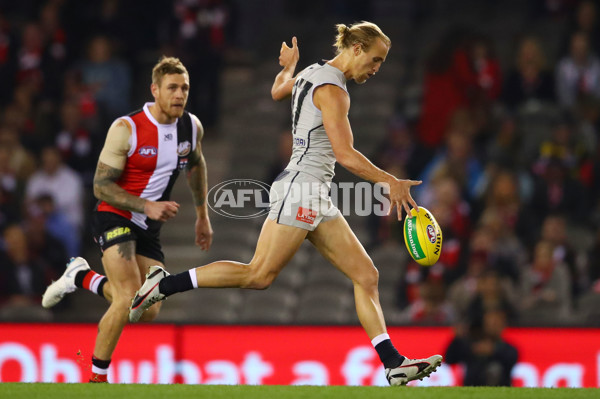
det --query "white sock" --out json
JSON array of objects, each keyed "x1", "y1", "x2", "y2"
[
  {"x1": 371, "y1": 333, "x2": 390, "y2": 347},
  {"x1": 188, "y1": 269, "x2": 198, "y2": 288},
  {"x1": 92, "y1": 365, "x2": 108, "y2": 375}
]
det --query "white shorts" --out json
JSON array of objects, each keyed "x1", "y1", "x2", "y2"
[{"x1": 268, "y1": 170, "x2": 340, "y2": 231}]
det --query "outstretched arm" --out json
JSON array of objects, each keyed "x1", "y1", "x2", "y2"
[
  {"x1": 186, "y1": 115, "x2": 213, "y2": 250},
  {"x1": 271, "y1": 36, "x2": 299, "y2": 101},
  {"x1": 315, "y1": 84, "x2": 421, "y2": 217},
  {"x1": 93, "y1": 119, "x2": 180, "y2": 222}
]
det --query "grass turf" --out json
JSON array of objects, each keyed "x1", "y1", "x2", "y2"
[{"x1": 1, "y1": 384, "x2": 597, "y2": 399}]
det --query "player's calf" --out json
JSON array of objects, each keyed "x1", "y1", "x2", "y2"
[{"x1": 137, "y1": 301, "x2": 162, "y2": 322}]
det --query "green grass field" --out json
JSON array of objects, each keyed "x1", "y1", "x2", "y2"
[{"x1": 1, "y1": 384, "x2": 597, "y2": 399}]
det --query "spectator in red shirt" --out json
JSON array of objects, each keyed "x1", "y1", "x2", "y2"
[{"x1": 418, "y1": 27, "x2": 480, "y2": 150}]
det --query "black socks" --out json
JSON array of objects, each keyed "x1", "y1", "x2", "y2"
[
  {"x1": 375, "y1": 339, "x2": 405, "y2": 369},
  {"x1": 158, "y1": 271, "x2": 194, "y2": 297}
]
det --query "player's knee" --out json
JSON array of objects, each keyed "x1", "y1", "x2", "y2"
[
  {"x1": 110, "y1": 295, "x2": 135, "y2": 318},
  {"x1": 247, "y1": 273, "x2": 276, "y2": 290},
  {"x1": 111, "y1": 284, "x2": 139, "y2": 310},
  {"x1": 355, "y1": 262, "x2": 379, "y2": 290},
  {"x1": 244, "y1": 264, "x2": 277, "y2": 290}
]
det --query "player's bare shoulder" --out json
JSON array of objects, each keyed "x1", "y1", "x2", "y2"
[
  {"x1": 190, "y1": 113, "x2": 205, "y2": 142},
  {"x1": 106, "y1": 118, "x2": 133, "y2": 148},
  {"x1": 314, "y1": 83, "x2": 350, "y2": 114},
  {"x1": 99, "y1": 118, "x2": 133, "y2": 170},
  {"x1": 115, "y1": 117, "x2": 133, "y2": 133}
]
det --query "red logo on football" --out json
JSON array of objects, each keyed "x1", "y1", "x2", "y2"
[
  {"x1": 426, "y1": 225, "x2": 436, "y2": 243},
  {"x1": 296, "y1": 207, "x2": 317, "y2": 225}
]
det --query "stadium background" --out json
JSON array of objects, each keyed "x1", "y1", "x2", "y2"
[{"x1": 0, "y1": 0, "x2": 599, "y2": 387}]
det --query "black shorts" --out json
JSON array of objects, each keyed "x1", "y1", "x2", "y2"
[{"x1": 91, "y1": 211, "x2": 164, "y2": 263}]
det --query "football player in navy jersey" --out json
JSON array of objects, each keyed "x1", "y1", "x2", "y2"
[{"x1": 131, "y1": 23, "x2": 442, "y2": 386}]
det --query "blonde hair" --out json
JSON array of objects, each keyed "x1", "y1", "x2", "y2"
[
  {"x1": 334, "y1": 21, "x2": 391, "y2": 54},
  {"x1": 152, "y1": 56, "x2": 188, "y2": 86}
]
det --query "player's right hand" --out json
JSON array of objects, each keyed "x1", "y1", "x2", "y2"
[
  {"x1": 388, "y1": 178, "x2": 421, "y2": 220},
  {"x1": 144, "y1": 200, "x2": 180, "y2": 222},
  {"x1": 279, "y1": 36, "x2": 299, "y2": 69}
]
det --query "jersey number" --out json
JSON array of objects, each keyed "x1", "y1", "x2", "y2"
[{"x1": 291, "y1": 78, "x2": 313, "y2": 135}]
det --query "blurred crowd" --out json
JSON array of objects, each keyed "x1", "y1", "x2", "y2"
[
  {"x1": 0, "y1": 0, "x2": 232, "y2": 314},
  {"x1": 0, "y1": 0, "x2": 599, "y2": 335},
  {"x1": 368, "y1": 0, "x2": 600, "y2": 337}
]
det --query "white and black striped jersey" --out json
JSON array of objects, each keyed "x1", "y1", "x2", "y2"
[
  {"x1": 284, "y1": 61, "x2": 348, "y2": 183},
  {"x1": 97, "y1": 102, "x2": 197, "y2": 231}
]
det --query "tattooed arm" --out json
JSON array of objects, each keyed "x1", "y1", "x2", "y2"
[
  {"x1": 94, "y1": 119, "x2": 180, "y2": 222},
  {"x1": 94, "y1": 161, "x2": 146, "y2": 213},
  {"x1": 187, "y1": 115, "x2": 212, "y2": 249},
  {"x1": 186, "y1": 115, "x2": 208, "y2": 214}
]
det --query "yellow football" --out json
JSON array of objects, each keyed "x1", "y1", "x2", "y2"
[{"x1": 403, "y1": 206, "x2": 443, "y2": 266}]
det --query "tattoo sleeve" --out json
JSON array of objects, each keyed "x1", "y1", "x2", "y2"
[
  {"x1": 93, "y1": 161, "x2": 146, "y2": 213},
  {"x1": 186, "y1": 152, "x2": 208, "y2": 208}
]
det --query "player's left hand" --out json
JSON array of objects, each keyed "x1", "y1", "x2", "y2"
[{"x1": 195, "y1": 216, "x2": 213, "y2": 251}]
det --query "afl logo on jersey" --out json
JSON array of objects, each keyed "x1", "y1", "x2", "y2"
[
  {"x1": 178, "y1": 141, "x2": 192, "y2": 157},
  {"x1": 138, "y1": 146, "x2": 158, "y2": 157}
]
